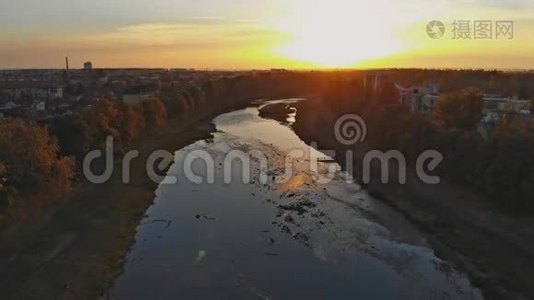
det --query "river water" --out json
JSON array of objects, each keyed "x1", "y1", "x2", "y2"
[{"x1": 110, "y1": 99, "x2": 482, "y2": 299}]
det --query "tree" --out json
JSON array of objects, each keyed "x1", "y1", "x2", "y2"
[
  {"x1": 142, "y1": 97, "x2": 167, "y2": 129},
  {"x1": 180, "y1": 90, "x2": 196, "y2": 112},
  {"x1": 47, "y1": 114, "x2": 93, "y2": 161},
  {"x1": 518, "y1": 85, "x2": 529, "y2": 100},
  {"x1": 433, "y1": 88, "x2": 484, "y2": 131},
  {"x1": 118, "y1": 104, "x2": 145, "y2": 146},
  {"x1": 476, "y1": 132, "x2": 534, "y2": 211},
  {"x1": 189, "y1": 85, "x2": 207, "y2": 109},
  {"x1": 162, "y1": 93, "x2": 189, "y2": 119},
  {"x1": 77, "y1": 99, "x2": 123, "y2": 151},
  {"x1": 0, "y1": 162, "x2": 12, "y2": 211},
  {"x1": 377, "y1": 82, "x2": 400, "y2": 104},
  {"x1": 0, "y1": 119, "x2": 74, "y2": 197},
  {"x1": 0, "y1": 163, "x2": 6, "y2": 190}
]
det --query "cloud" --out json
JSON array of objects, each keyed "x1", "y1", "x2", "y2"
[
  {"x1": 85, "y1": 20, "x2": 287, "y2": 50},
  {"x1": 0, "y1": 19, "x2": 289, "y2": 68}
]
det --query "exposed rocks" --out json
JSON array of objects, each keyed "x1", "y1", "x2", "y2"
[
  {"x1": 278, "y1": 203, "x2": 308, "y2": 215},
  {"x1": 140, "y1": 219, "x2": 172, "y2": 228},
  {"x1": 284, "y1": 215, "x2": 295, "y2": 224},
  {"x1": 292, "y1": 232, "x2": 310, "y2": 244},
  {"x1": 300, "y1": 199, "x2": 317, "y2": 208},
  {"x1": 280, "y1": 225, "x2": 291, "y2": 234},
  {"x1": 195, "y1": 214, "x2": 216, "y2": 221}
]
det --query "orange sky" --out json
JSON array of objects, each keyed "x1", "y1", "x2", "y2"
[{"x1": 1, "y1": 0, "x2": 533, "y2": 69}]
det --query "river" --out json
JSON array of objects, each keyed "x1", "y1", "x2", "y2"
[{"x1": 109, "y1": 99, "x2": 482, "y2": 299}]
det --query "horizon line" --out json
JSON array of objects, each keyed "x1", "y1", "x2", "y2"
[{"x1": 1, "y1": 67, "x2": 534, "y2": 73}]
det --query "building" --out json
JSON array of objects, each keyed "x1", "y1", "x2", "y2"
[
  {"x1": 31, "y1": 100, "x2": 46, "y2": 112},
  {"x1": 122, "y1": 94, "x2": 142, "y2": 105},
  {"x1": 0, "y1": 82, "x2": 64, "y2": 100},
  {"x1": 396, "y1": 84, "x2": 531, "y2": 117},
  {"x1": 364, "y1": 71, "x2": 390, "y2": 91},
  {"x1": 397, "y1": 83, "x2": 440, "y2": 114},
  {"x1": 122, "y1": 84, "x2": 158, "y2": 105},
  {"x1": 84, "y1": 61, "x2": 93, "y2": 70},
  {"x1": 0, "y1": 101, "x2": 18, "y2": 111},
  {"x1": 483, "y1": 96, "x2": 530, "y2": 114},
  {"x1": 420, "y1": 94, "x2": 440, "y2": 114}
]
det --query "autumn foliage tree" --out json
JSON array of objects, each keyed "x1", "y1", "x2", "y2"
[
  {"x1": 0, "y1": 162, "x2": 11, "y2": 210},
  {"x1": 433, "y1": 88, "x2": 484, "y2": 131},
  {"x1": 48, "y1": 114, "x2": 94, "y2": 162},
  {"x1": 162, "y1": 93, "x2": 189, "y2": 119},
  {"x1": 117, "y1": 103, "x2": 145, "y2": 146},
  {"x1": 142, "y1": 97, "x2": 167, "y2": 130},
  {"x1": 83, "y1": 98, "x2": 122, "y2": 143},
  {"x1": 377, "y1": 82, "x2": 400, "y2": 104},
  {"x1": 0, "y1": 119, "x2": 74, "y2": 211}
]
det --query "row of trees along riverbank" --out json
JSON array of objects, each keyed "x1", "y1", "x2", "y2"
[
  {"x1": 0, "y1": 71, "x2": 329, "y2": 227},
  {"x1": 294, "y1": 75, "x2": 534, "y2": 213}
]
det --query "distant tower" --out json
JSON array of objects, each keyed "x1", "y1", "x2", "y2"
[
  {"x1": 83, "y1": 61, "x2": 93, "y2": 70},
  {"x1": 65, "y1": 57, "x2": 70, "y2": 71}
]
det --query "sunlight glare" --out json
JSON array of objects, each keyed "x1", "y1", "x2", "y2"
[{"x1": 273, "y1": 0, "x2": 405, "y2": 67}]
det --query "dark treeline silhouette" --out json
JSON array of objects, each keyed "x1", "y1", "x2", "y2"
[
  {"x1": 293, "y1": 72, "x2": 534, "y2": 213},
  {"x1": 386, "y1": 68, "x2": 534, "y2": 98}
]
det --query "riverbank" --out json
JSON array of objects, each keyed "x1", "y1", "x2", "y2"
[
  {"x1": 285, "y1": 101, "x2": 534, "y2": 300},
  {"x1": 0, "y1": 114, "x2": 217, "y2": 299},
  {"x1": 364, "y1": 172, "x2": 534, "y2": 300}
]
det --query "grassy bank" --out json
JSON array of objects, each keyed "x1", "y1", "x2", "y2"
[
  {"x1": 0, "y1": 114, "x2": 215, "y2": 299},
  {"x1": 363, "y1": 171, "x2": 534, "y2": 300}
]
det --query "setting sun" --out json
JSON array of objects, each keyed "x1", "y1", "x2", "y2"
[
  {"x1": 273, "y1": 0, "x2": 406, "y2": 67},
  {"x1": 0, "y1": 0, "x2": 533, "y2": 69}
]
